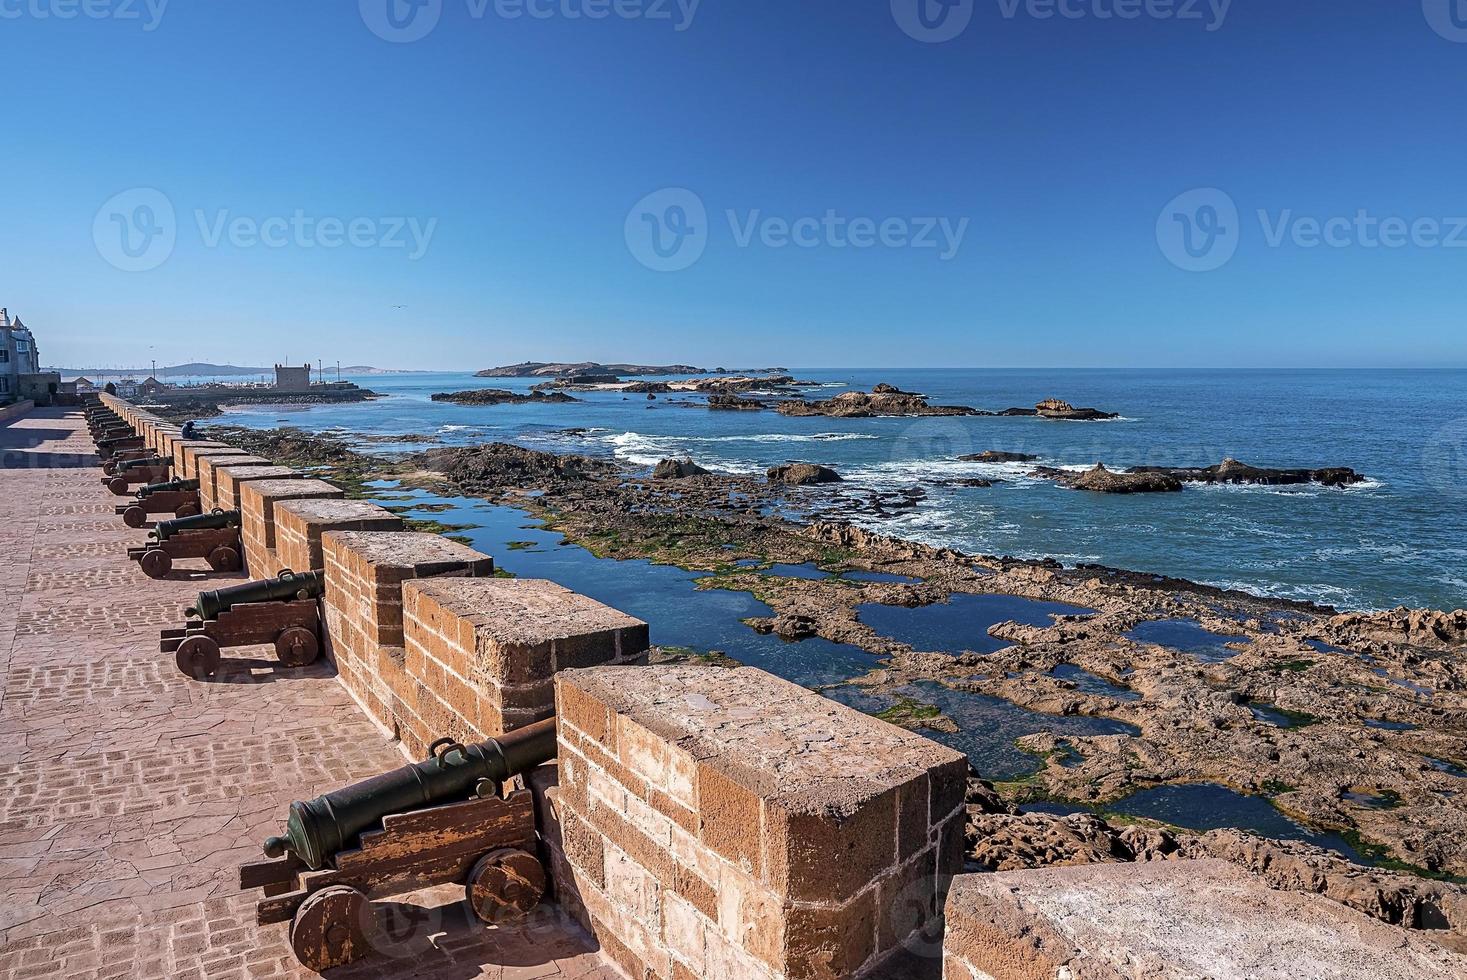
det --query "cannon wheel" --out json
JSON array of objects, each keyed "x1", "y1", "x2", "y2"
[
  {"x1": 290, "y1": 885, "x2": 369, "y2": 973},
  {"x1": 102, "y1": 460, "x2": 118, "y2": 476},
  {"x1": 139, "y1": 549, "x2": 173, "y2": 579},
  {"x1": 206, "y1": 546, "x2": 241, "y2": 572},
  {"x1": 175, "y1": 636, "x2": 222, "y2": 679},
  {"x1": 274, "y1": 626, "x2": 320, "y2": 668},
  {"x1": 466, "y1": 847, "x2": 546, "y2": 924},
  {"x1": 174, "y1": 502, "x2": 202, "y2": 519},
  {"x1": 107, "y1": 477, "x2": 130, "y2": 497},
  {"x1": 122, "y1": 506, "x2": 149, "y2": 529}
]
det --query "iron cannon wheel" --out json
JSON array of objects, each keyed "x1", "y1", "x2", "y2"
[
  {"x1": 206, "y1": 546, "x2": 241, "y2": 572},
  {"x1": 289, "y1": 885, "x2": 369, "y2": 973},
  {"x1": 122, "y1": 506, "x2": 148, "y2": 529},
  {"x1": 274, "y1": 626, "x2": 320, "y2": 668},
  {"x1": 174, "y1": 502, "x2": 202, "y2": 519},
  {"x1": 139, "y1": 549, "x2": 173, "y2": 579},
  {"x1": 466, "y1": 847, "x2": 547, "y2": 923},
  {"x1": 102, "y1": 460, "x2": 118, "y2": 476},
  {"x1": 175, "y1": 636, "x2": 221, "y2": 679},
  {"x1": 106, "y1": 477, "x2": 130, "y2": 497}
]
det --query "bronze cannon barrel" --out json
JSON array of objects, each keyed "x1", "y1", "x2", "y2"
[
  {"x1": 137, "y1": 478, "x2": 200, "y2": 499},
  {"x1": 152, "y1": 508, "x2": 241, "y2": 543},
  {"x1": 96, "y1": 429, "x2": 135, "y2": 445},
  {"x1": 263, "y1": 718, "x2": 558, "y2": 871},
  {"x1": 114, "y1": 455, "x2": 171, "y2": 474},
  {"x1": 188, "y1": 569, "x2": 325, "y2": 621}
]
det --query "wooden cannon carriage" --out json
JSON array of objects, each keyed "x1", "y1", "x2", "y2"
[
  {"x1": 105, "y1": 457, "x2": 173, "y2": 496},
  {"x1": 116, "y1": 479, "x2": 202, "y2": 527},
  {"x1": 241, "y1": 721, "x2": 554, "y2": 972},
  {"x1": 161, "y1": 570, "x2": 324, "y2": 677},
  {"x1": 128, "y1": 509, "x2": 243, "y2": 578}
]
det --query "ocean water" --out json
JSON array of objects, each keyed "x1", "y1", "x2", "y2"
[{"x1": 214, "y1": 368, "x2": 1467, "y2": 612}]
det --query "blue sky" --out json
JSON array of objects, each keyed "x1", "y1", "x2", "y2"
[{"x1": 4, "y1": 0, "x2": 1464, "y2": 370}]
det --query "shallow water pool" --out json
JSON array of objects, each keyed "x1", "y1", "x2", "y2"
[{"x1": 856, "y1": 593, "x2": 1096, "y2": 655}]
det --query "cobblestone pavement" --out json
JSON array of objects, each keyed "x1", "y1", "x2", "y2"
[{"x1": 0, "y1": 409, "x2": 616, "y2": 980}]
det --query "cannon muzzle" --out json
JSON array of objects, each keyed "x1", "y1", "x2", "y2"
[
  {"x1": 152, "y1": 508, "x2": 241, "y2": 543},
  {"x1": 263, "y1": 717, "x2": 557, "y2": 870},
  {"x1": 188, "y1": 569, "x2": 325, "y2": 621},
  {"x1": 138, "y1": 478, "x2": 200, "y2": 499}
]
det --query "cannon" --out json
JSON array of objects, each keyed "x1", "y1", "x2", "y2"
[
  {"x1": 101, "y1": 447, "x2": 157, "y2": 476},
  {"x1": 116, "y1": 478, "x2": 202, "y2": 528},
  {"x1": 241, "y1": 719, "x2": 556, "y2": 972},
  {"x1": 161, "y1": 570, "x2": 325, "y2": 677},
  {"x1": 127, "y1": 508, "x2": 243, "y2": 578},
  {"x1": 105, "y1": 456, "x2": 172, "y2": 495},
  {"x1": 97, "y1": 432, "x2": 145, "y2": 458}
]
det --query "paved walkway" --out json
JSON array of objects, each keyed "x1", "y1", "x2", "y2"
[{"x1": 0, "y1": 408, "x2": 614, "y2": 979}]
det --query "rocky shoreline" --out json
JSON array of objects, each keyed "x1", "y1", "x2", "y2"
[{"x1": 202, "y1": 422, "x2": 1467, "y2": 936}]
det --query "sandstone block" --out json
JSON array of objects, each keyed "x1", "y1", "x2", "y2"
[
  {"x1": 553, "y1": 665, "x2": 968, "y2": 980},
  {"x1": 941, "y1": 860, "x2": 1467, "y2": 980},
  {"x1": 274, "y1": 498, "x2": 403, "y2": 573}
]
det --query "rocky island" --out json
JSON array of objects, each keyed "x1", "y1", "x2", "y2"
[
  {"x1": 431, "y1": 388, "x2": 579, "y2": 405},
  {"x1": 1032, "y1": 457, "x2": 1368, "y2": 493},
  {"x1": 777, "y1": 383, "x2": 980, "y2": 417}
]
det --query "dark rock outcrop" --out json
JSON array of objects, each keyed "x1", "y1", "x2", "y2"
[
  {"x1": 767, "y1": 463, "x2": 843, "y2": 485},
  {"x1": 1037, "y1": 464, "x2": 1184, "y2": 494},
  {"x1": 652, "y1": 457, "x2": 711, "y2": 480},
  {"x1": 776, "y1": 385, "x2": 978, "y2": 418},
  {"x1": 1130, "y1": 457, "x2": 1367, "y2": 488},
  {"x1": 707, "y1": 394, "x2": 768, "y2": 411},
  {"x1": 431, "y1": 389, "x2": 579, "y2": 405},
  {"x1": 1034, "y1": 398, "x2": 1120, "y2": 421},
  {"x1": 961, "y1": 451, "x2": 1039, "y2": 463},
  {"x1": 414, "y1": 443, "x2": 615, "y2": 489}
]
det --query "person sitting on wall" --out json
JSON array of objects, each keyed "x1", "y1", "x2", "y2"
[{"x1": 181, "y1": 420, "x2": 197, "y2": 439}]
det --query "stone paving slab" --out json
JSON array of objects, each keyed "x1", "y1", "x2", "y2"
[{"x1": 0, "y1": 408, "x2": 617, "y2": 980}]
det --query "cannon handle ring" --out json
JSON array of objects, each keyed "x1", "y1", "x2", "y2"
[{"x1": 428, "y1": 737, "x2": 467, "y2": 768}]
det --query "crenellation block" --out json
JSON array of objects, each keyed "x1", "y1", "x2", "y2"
[{"x1": 552, "y1": 665, "x2": 968, "y2": 980}]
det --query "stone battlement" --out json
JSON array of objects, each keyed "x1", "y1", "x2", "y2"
[{"x1": 79, "y1": 391, "x2": 1467, "y2": 980}]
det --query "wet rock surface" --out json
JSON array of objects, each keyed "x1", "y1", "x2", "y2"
[
  {"x1": 1131, "y1": 456, "x2": 1368, "y2": 487},
  {"x1": 1037, "y1": 463, "x2": 1185, "y2": 494},
  {"x1": 767, "y1": 462, "x2": 843, "y2": 485},
  {"x1": 652, "y1": 457, "x2": 711, "y2": 479}
]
